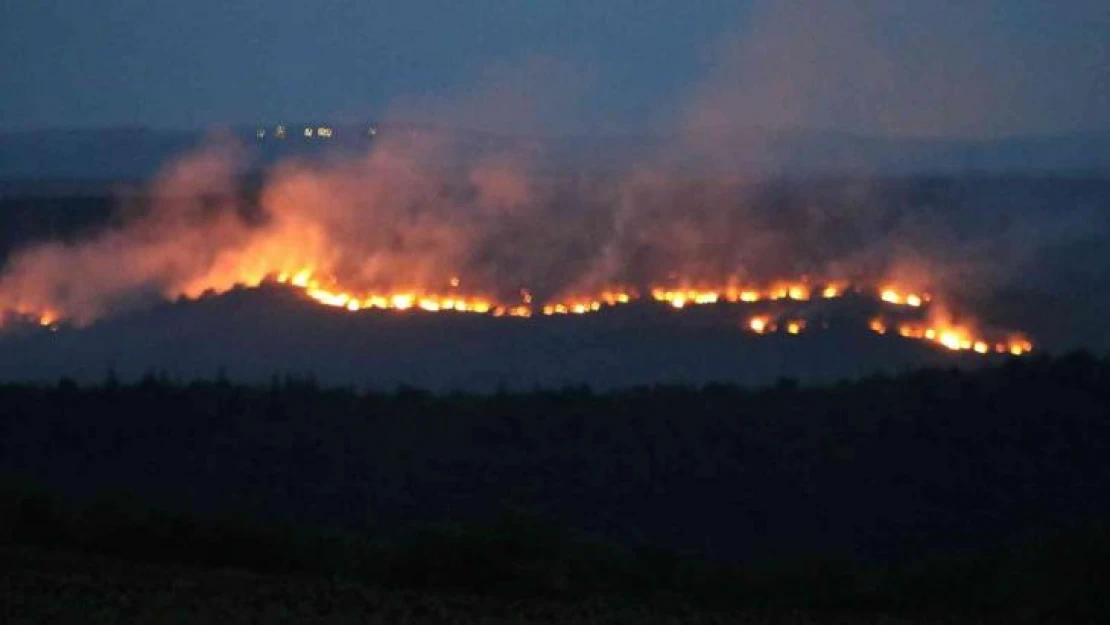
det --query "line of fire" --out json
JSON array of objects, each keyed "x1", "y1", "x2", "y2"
[{"x1": 0, "y1": 271, "x2": 1034, "y2": 357}]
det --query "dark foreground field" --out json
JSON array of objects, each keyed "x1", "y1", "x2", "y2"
[
  {"x1": 2, "y1": 353, "x2": 1109, "y2": 621},
  {"x1": 9, "y1": 544, "x2": 1090, "y2": 625},
  {"x1": 8, "y1": 547, "x2": 1052, "y2": 625}
]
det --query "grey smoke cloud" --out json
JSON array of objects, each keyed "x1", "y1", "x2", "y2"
[
  {"x1": 685, "y1": 0, "x2": 1110, "y2": 138},
  {"x1": 2, "y1": 3, "x2": 1109, "y2": 338}
]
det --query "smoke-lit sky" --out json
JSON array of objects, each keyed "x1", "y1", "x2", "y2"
[{"x1": 1, "y1": 0, "x2": 1108, "y2": 137}]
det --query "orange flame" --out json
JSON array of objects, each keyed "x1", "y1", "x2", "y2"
[
  {"x1": 879, "y1": 287, "x2": 929, "y2": 307},
  {"x1": 748, "y1": 315, "x2": 772, "y2": 334},
  {"x1": 0, "y1": 267, "x2": 1035, "y2": 358},
  {"x1": 869, "y1": 318, "x2": 888, "y2": 335},
  {"x1": 870, "y1": 315, "x2": 1031, "y2": 356}
]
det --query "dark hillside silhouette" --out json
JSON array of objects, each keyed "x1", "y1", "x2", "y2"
[
  {"x1": 2, "y1": 353, "x2": 1108, "y2": 562},
  {"x1": 2, "y1": 353, "x2": 1109, "y2": 619}
]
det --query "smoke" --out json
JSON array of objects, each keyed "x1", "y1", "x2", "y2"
[
  {"x1": 684, "y1": 0, "x2": 1109, "y2": 139},
  {"x1": 1, "y1": 4, "x2": 1107, "y2": 335},
  {"x1": 385, "y1": 55, "x2": 597, "y2": 137},
  {"x1": 0, "y1": 134, "x2": 1022, "y2": 327},
  {"x1": 0, "y1": 140, "x2": 251, "y2": 325},
  {"x1": 0, "y1": 145, "x2": 1090, "y2": 333}
]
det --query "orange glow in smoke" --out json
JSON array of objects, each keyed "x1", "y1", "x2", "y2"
[{"x1": 0, "y1": 144, "x2": 1037, "y2": 363}]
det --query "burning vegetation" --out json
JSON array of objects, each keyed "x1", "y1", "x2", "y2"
[
  {"x1": 268, "y1": 270, "x2": 1033, "y2": 356},
  {"x1": 0, "y1": 142, "x2": 1035, "y2": 357}
]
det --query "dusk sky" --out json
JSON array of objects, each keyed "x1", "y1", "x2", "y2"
[{"x1": 2, "y1": 0, "x2": 1108, "y2": 137}]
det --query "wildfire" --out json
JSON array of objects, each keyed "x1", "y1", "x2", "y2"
[
  {"x1": 0, "y1": 301, "x2": 61, "y2": 330},
  {"x1": 740, "y1": 316, "x2": 805, "y2": 336},
  {"x1": 870, "y1": 318, "x2": 1032, "y2": 356},
  {"x1": 38, "y1": 312, "x2": 58, "y2": 328},
  {"x1": 0, "y1": 268, "x2": 1035, "y2": 358},
  {"x1": 650, "y1": 281, "x2": 826, "y2": 308},
  {"x1": 822, "y1": 283, "x2": 847, "y2": 299},
  {"x1": 879, "y1": 287, "x2": 929, "y2": 307},
  {"x1": 651, "y1": 288, "x2": 704, "y2": 308},
  {"x1": 306, "y1": 287, "x2": 494, "y2": 315},
  {"x1": 276, "y1": 271, "x2": 499, "y2": 315},
  {"x1": 748, "y1": 316, "x2": 772, "y2": 334},
  {"x1": 0, "y1": 140, "x2": 1047, "y2": 365}
]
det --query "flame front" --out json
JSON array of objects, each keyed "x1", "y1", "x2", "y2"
[
  {"x1": 651, "y1": 280, "x2": 818, "y2": 308},
  {"x1": 1, "y1": 267, "x2": 1036, "y2": 358},
  {"x1": 870, "y1": 317, "x2": 1032, "y2": 356},
  {"x1": 0, "y1": 143, "x2": 1043, "y2": 361}
]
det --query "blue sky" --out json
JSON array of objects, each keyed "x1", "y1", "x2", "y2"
[{"x1": 2, "y1": 0, "x2": 1107, "y2": 137}]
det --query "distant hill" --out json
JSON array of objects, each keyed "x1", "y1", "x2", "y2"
[
  {"x1": 1, "y1": 125, "x2": 1108, "y2": 179},
  {"x1": 0, "y1": 285, "x2": 1035, "y2": 391}
]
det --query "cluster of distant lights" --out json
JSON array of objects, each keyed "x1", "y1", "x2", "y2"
[
  {"x1": 256, "y1": 124, "x2": 378, "y2": 141},
  {"x1": 269, "y1": 270, "x2": 1033, "y2": 357}
]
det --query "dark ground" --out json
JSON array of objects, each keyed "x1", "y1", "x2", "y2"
[{"x1": 2, "y1": 354, "x2": 1109, "y2": 621}]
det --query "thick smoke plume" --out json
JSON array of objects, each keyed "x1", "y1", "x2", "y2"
[
  {"x1": 2, "y1": 0, "x2": 1105, "y2": 343},
  {"x1": 0, "y1": 130, "x2": 1040, "y2": 333}
]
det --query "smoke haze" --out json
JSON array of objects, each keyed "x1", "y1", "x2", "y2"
[{"x1": 2, "y1": 1, "x2": 1109, "y2": 349}]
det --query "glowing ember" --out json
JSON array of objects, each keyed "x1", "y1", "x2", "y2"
[
  {"x1": 540, "y1": 289, "x2": 633, "y2": 316},
  {"x1": 787, "y1": 285, "x2": 809, "y2": 300},
  {"x1": 880, "y1": 287, "x2": 929, "y2": 307},
  {"x1": 749, "y1": 316, "x2": 771, "y2": 334}
]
